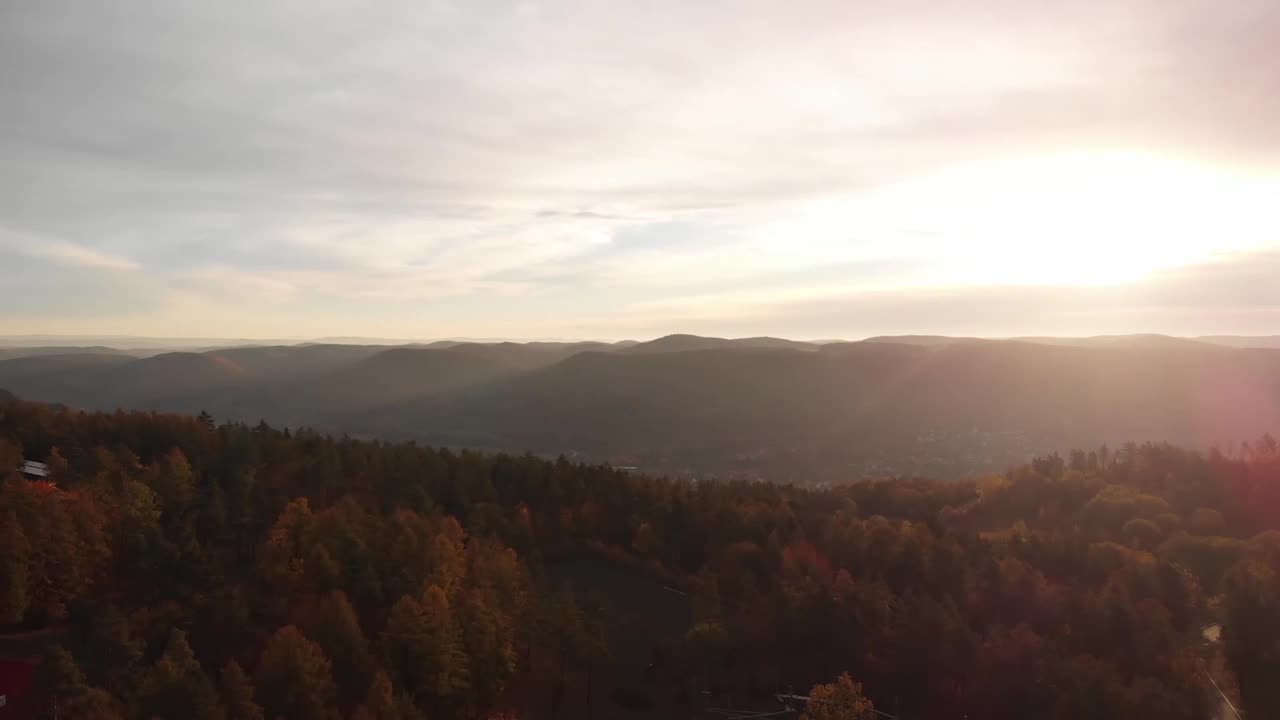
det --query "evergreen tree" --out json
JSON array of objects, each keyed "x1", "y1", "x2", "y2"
[
  {"x1": 350, "y1": 672, "x2": 425, "y2": 720},
  {"x1": 302, "y1": 590, "x2": 374, "y2": 710},
  {"x1": 255, "y1": 625, "x2": 340, "y2": 720},
  {"x1": 383, "y1": 585, "x2": 469, "y2": 708},
  {"x1": 0, "y1": 510, "x2": 30, "y2": 623},
  {"x1": 132, "y1": 629, "x2": 223, "y2": 720},
  {"x1": 33, "y1": 646, "x2": 123, "y2": 720},
  {"x1": 1223, "y1": 560, "x2": 1280, "y2": 719},
  {"x1": 220, "y1": 661, "x2": 264, "y2": 720}
]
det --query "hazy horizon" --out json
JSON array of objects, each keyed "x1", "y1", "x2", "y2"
[
  {"x1": 2, "y1": 330, "x2": 1280, "y2": 350},
  {"x1": 5, "y1": 1, "x2": 1280, "y2": 339}
]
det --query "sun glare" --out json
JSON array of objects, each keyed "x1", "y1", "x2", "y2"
[{"x1": 773, "y1": 152, "x2": 1280, "y2": 289}]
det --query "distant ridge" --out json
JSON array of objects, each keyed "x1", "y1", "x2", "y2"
[
  {"x1": 0, "y1": 345, "x2": 133, "y2": 360},
  {"x1": 861, "y1": 334, "x2": 1221, "y2": 349},
  {"x1": 7, "y1": 332, "x2": 1280, "y2": 353},
  {"x1": 623, "y1": 334, "x2": 817, "y2": 353},
  {"x1": 5, "y1": 331, "x2": 1280, "y2": 480},
  {"x1": 859, "y1": 335, "x2": 989, "y2": 347},
  {"x1": 1197, "y1": 335, "x2": 1280, "y2": 349},
  {"x1": 1011, "y1": 334, "x2": 1217, "y2": 349}
]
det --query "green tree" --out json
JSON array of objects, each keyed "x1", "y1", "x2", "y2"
[
  {"x1": 33, "y1": 646, "x2": 122, "y2": 720},
  {"x1": 150, "y1": 448, "x2": 196, "y2": 516},
  {"x1": 255, "y1": 625, "x2": 340, "y2": 720},
  {"x1": 258, "y1": 498, "x2": 314, "y2": 591},
  {"x1": 80, "y1": 606, "x2": 143, "y2": 692},
  {"x1": 44, "y1": 447, "x2": 70, "y2": 483},
  {"x1": 1190, "y1": 507, "x2": 1226, "y2": 536},
  {"x1": 302, "y1": 591, "x2": 374, "y2": 710},
  {"x1": 33, "y1": 646, "x2": 88, "y2": 718},
  {"x1": 350, "y1": 672, "x2": 425, "y2": 720},
  {"x1": 383, "y1": 585, "x2": 470, "y2": 708},
  {"x1": 220, "y1": 661, "x2": 263, "y2": 720},
  {"x1": 1223, "y1": 560, "x2": 1280, "y2": 719},
  {"x1": 457, "y1": 586, "x2": 518, "y2": 711},
  {"x1": 131, "y1": 629, "x2": 223, "y2": 720},
  {"x1": 0, "y1": 437, "x2": 21, "y2": 476},
  {"x1": 532, "y1": 586, "x2": 594, "y2": 716},
  {"x1": 426, "y1": 518, "x2": 467, "y2": 597},
  {"x1": 1122, "y1": 518, "x2": 1162, "y2": 548},
  {"x1": 0, "y1": 510, "x2": 30, "y2": 622}
]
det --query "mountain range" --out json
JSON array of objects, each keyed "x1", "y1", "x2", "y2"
[{"x1": 2, "y1": 333, "x2": 1279, "y2": 480}]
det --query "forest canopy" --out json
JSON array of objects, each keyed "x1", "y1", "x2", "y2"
[{"x1": 1, "y1": 399, "x2": 1278, "y2": 719}]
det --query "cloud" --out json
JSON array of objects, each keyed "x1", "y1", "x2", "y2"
[
  {"x1": 565, "y1": 251, "x2": 1280, "y2": 340},
  {"x1": 1, "y1": 0, "x2": 1278, "y2": 337},
  {"x1": 0, "y1": 227, "x2": 139, "y2": 270},
  {"x1": 35, "y1": 241, "x2": 140, "y2": 271}
]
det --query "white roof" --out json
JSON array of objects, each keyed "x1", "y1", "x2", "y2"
[{"x1": 20, "y1": 460, "x2": 49, "y2": 477}]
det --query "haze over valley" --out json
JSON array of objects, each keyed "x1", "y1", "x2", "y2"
[{"x1": 4, "y1": 333, "x2": 1280, "y2": 480}]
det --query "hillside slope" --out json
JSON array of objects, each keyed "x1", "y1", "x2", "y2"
[
  {"x1": 6, "y1": 336, "x2": 1280, "y2": 479},
  {"x1": 355, "y1": 341, "x2": 1280, "y2": 478}
]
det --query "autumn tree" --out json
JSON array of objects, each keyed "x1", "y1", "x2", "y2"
[
  {"x1": 0, "y1": 510, "x2": 30, "y2": 622},
  {"x1": 77, "y1": 605, "x2": 143, "y2": 693},
  {"x1": 0, "y1": 479, "x2": 109, "y2": 621},
  {"x1": 132, "y1": 628, "x2": 223, "y2": 720},
  {"x1": 33, "y1": 646, "x2": 122, "y2": 720},
  {"x1": 383, "y1": 585, "x2": 469, "y2": 709},
  {"x1": 258, "y1": 498, "x2": 314, "y2": 591},
  {"x1": 350, "y1": 671, "x2": 425, "y2": 720},
  {"x1": 220, "y1": 661, "x2": 264, "y2": 720},
  {"x1": 457, "y1": 585, "x2": 517, "y2": 712},
  {"x1": 1223, "y1": 559, "x2": 1280, "y2": 719},
  {"x1": 301, "y1": 590, "x2": 374, "y2": 710},
  {"x1": 255, "y1": 625, "x2": 340, "y2": 720},
  {"x1": 149, "y1": 448, "x2": 196, "y2": 516},
  {"x1": 801, "y1": 673, "x2": 877, "y2": 720}
]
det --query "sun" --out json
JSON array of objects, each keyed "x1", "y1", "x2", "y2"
[{"x1": 770, "y1": 151, "x2": 1280, "y2": 290}]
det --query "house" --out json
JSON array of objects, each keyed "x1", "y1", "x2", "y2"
[
  {"x1": 0, "y1": 659, "x2": 36, "y2": 716},
  {"x1": 18, "y1": 461, "x2": 48, "y2": 480}
]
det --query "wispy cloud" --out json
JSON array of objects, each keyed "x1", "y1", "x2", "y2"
[
  {"x1": 1, "y1": 0, "x2": 1279, "y2": 337},
  {"x1": 0, "y1": 227, "x2": 139, "y2": 271},
  {"x1": 36, "y1": 241, "x2": 140, "y2": 271}
]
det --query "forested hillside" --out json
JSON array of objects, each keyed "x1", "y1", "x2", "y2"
[
  {"x1": 5, "y1": 336, "x2": 1280, "y2": 480},
  {"x1": 2, "y1": 399, "x2": 1279, "y2": 719}
]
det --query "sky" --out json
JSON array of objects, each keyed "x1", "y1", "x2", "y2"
[{"x1": 2, "y1": 0, "x2": 1279, "y2": 341}]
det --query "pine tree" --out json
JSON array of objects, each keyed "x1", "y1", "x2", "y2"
[
  {"x1": 255, "y1": 625, "x2": 340, "y2": 720},
  {"x1": 81, "y1": 606, "x2": 143, "y2": 692},
  {"x1": 351, "y1": 672, "x2": 425, "y2": 720},
  {"x1": 0, "y1": 511, "x2": 30, "y2": 623},
  {"x1": 458, "y1": 585, "x2": 518, "y2": 711},
  {"x1": 151, "y1": 448, "x2": 196, "y2": 515},
  {"x1": 34, "y1": 646, "x2": 88, "y2": 707},
  {"x1": 1224, "y1": 560, "x2": 1280, "y2": 719},
  {"x1": 220, "y1": 661, "x2": 264, "y2": 720},
  {"x1": 302, "y1": 590, "x2": 374, "y2": 710},
  {"x1": 33, "y1": 647, "x2": 122, "y2": 720},
  {"x1": 383, "y1": 585, "x2": 469, "y2": 708},
  {"x1": 132, "y1": 629, "x2": 224, "y2": 720}
]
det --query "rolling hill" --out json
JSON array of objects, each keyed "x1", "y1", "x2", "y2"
[
  {"x1": 0, "y1": 341, "x2": 606, "y2": 425},
  {"x1": 0, "y1": 345, "x2": 132, "y2": 361},
  {"x1": 622, "y1": 333, "x2": 817, "y2": 353},
  {"x1": 1197, "y1": 335, "x2": 1280, "y2": 349},
  {"x1": 349, "y1": 340, "x2": 1280, "y2": 479},
  {"x1": 3, "y1": 334, "x2": 1280, "y2": 479}
]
